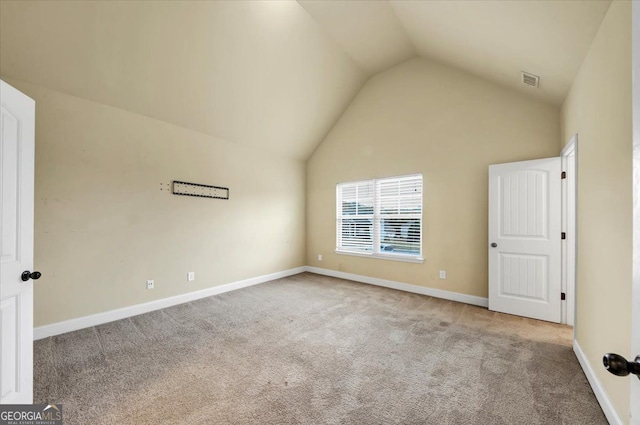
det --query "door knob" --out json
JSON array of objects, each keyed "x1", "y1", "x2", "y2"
[
  {"x1": 21, "y1": 270, "x2": 41, "y2": 282},
  {"x1": 603, "y1": 353, "x2": 640, "y2": 379},
  {"x1": 491, "y1": 243, "x2": 498, "y2": 248}
]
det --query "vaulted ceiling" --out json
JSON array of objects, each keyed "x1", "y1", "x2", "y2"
[
  {"x1": 299, "y1": 0, "x2": 611, "y2": 105},
  {"x1": 0, "y1": 1, "x2": 611, "y2": 160}
]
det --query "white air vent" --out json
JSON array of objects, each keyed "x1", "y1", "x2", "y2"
[{"x1": 521, "y1": 71, "x2": 540, "y2": 88}]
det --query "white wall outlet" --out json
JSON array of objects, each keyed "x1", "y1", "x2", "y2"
[
  {"x1": 318, "y1": 254, "x2": 323, "y2": 261},
  {"x1": 187, "y1": 272, "x2": 195, "y2": 282},
  {"x1": 146, "y1": 279, "x2": 154, "y2": 289},
  {"x1": 439, "y1": 270, "x2": 446, "y2": 279}
]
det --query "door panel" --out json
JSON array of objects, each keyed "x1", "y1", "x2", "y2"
[
  {"x1": 1, "y1": 296, "x2": 18, "y2": 399},
  {"x1": 0, "y1": 79, "x2": 35, "y2": 404},
  {"x1": 501, "y1": 170, "x2": 548, "y2": 239},
  {"x1": 1, "y1": 108, "x2": 19, "y2": 263},
  {"x1": 489, "y1": 158, "x2": 562, "y2": 323},
  {"x1": 500, "y1": 253, "x2": 547, "y2": 300}
]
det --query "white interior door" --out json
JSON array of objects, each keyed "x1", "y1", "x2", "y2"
[
  {"x1": 1, "y1": 80, "x2": 35, "y2": 404},
  {"x1": 489, "y1": 157, "x2": 562, "y2": 323}
]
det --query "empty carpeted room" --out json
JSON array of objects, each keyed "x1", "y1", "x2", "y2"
[{"x1": 1, "y1": 1, "x2": 638, "y2": 424}]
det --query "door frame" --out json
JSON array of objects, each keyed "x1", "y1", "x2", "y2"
[
  {"x1": 561, "y1": 135, "x2": 577, "y2": 327},
  {"x1": 630, "y1": 0, "x2": 639, "y2": 422}
]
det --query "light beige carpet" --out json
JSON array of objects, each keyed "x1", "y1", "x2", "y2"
[{"x1": 34, "y1": 272, "x2": 606, "y2": 424}]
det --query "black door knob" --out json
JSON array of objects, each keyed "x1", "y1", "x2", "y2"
[
  {"x1": 603, "y1": 353, "x2": 640, "y2": 379},
  {"x1": 491, "y1": 243, "x2": 498, "y2": 248},
  {"x1": 21, "y1": 270, "x2": 41, "y2": 282}
]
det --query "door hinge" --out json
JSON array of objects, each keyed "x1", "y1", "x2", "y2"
[
  {"x1": 561, "y1": 171, "x2": 567, "y2": 179},
  {"x1": 561, "y1": 232, "x2": 566, "y2": 239},
  {"x1": 561, "y1": 292, "x2": 566, "y2": 301}
]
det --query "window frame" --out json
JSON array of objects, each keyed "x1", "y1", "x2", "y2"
[{"x1": 335, "y1": 174, "x2": 424, "y2": 263}]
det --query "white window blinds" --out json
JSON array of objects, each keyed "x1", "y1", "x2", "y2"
[
  {"x1": 336, "y1": 174, "x2": 422, "y2": 259},
  {"x1": 336, "y1": 180, "x2": 375, "y2": 253}
]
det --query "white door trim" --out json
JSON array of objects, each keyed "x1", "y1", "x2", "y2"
[
  {"x1": 561, "y1": 135, "x2": 577, "y2": 327},
  {"x1": 630, "y1": 1, "x2": 640, "y2": 423}
]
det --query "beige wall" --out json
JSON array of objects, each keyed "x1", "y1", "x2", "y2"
[
  {"x1": 307, "y1": 57, "x2": 559, "y2": 298},
  {"x1": 3, "y1": 78, "x2": 306, "y2": 327},
  {"x1": 561, "y1": 1, "x2": 632, "y2": 422}
]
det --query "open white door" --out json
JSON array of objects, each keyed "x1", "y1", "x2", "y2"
[
  {"x1": 0, "y1": 80, "x2": 36, "y2": 404},
  {"x1": 489, "y1": 157, "x2": 562, "y2": 323}
]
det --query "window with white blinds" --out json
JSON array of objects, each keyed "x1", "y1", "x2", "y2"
[{"x1": 336, "y1": 174, "x2": 423, "y2": 261}]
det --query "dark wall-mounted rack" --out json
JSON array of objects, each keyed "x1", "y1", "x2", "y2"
[{"x1": 172, "y1": 181, "x2": 229, "y2": 200}]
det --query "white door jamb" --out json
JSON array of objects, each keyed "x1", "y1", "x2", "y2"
[{"x1": 561, "y1": 135, "x2": 577, "y2": 328}]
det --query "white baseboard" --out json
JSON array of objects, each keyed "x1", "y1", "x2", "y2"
[
  {"x1": 304, "y1": 266, "x2": 488, "y2": 308},
  {"x1": 573, "y1": 340, "x2": 623, "y2": 425},
  {"x1": 34, "y1": 266, "x2": 490, "y2": 340},
  {"x1": 33, "y1": 267, "x2": 306, "y2": 340}
]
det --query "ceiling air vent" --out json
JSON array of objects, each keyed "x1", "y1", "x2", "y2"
[{"x1": 521, "y1": 71, "x2": 540, "y2": 88}]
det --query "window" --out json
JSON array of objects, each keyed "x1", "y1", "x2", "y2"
[{"x1": 336, "y1": 174, "x2": 423, "y2": 262}]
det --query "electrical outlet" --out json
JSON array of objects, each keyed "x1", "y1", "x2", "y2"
[
  {"x1": 439, "y1": 270, "x2": 446, "y2": 279},
  {"x1": 188, "y1": 272, "x2": 195, "y2": 282},
  {"x1": 318, "y1": 254, "x2": 323, "y2": 261},
  {"x1": 146, "y1": 280, "x2": 154, "y2": 289}
]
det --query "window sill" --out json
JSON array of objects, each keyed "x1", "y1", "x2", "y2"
[{"x1": 335, "y1": 250, "x2": 424, "y2": 264}]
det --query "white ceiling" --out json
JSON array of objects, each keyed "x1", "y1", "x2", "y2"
[
  {"x1": 297, "y1": 0, "x2": 415, "y2": 75},
  {"x1": 300, "y1": 0, "x2": 612, "y2": 105}
]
